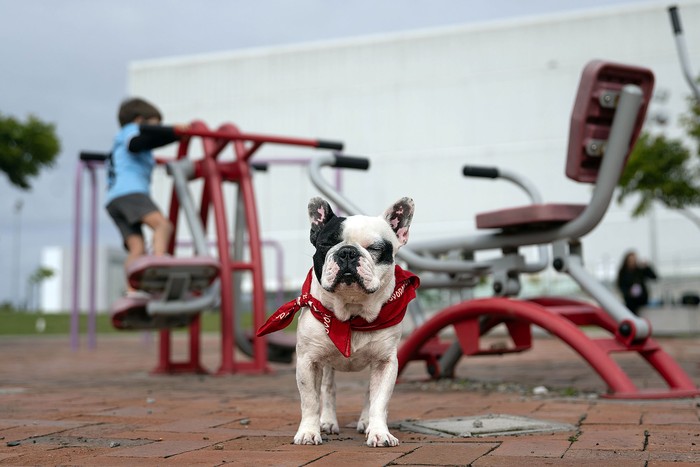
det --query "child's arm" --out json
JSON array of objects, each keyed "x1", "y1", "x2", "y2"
[{"x1": 128, "y1": 125, "x2": 185, "y2": 152}]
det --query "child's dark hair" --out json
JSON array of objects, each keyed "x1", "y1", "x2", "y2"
[{"x1": 118, "y1": 98, "x2": 162, "y2": 126}]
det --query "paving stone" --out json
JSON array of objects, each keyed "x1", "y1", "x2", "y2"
[
  {"x1": 218, "y1": 416, "x2": 299, "y2": 431},
  {"x1": 141, "y1": 416, "x2": 238, "y2": 433},
  {"x1": 583, "y1": 405, "x2": 642, "y2": 424},
  {"x1": 392, "y1": 442, "x2": 499, "y2": 465},
  {"x1": 646, "y1": 451, "x2": 700, "y2": 463},
  {"x1": 168, "y1": 448, "x2": 326, "y2": 466},
  {"x1": 565, "y1": 448, "x2": 649, "y2": 462},
  {"x1": 642, "y1": 410, "x2": 700, "y2": 425},
  {"x1": 573, "y1": 426, "x2": 647, "y2": 451},
  {"x1": 104, "y1": 429, "x2": 237, "y2": 444},
  {"x1": 104, "y1": 439, "x2": 213, "y2": 458},
  {"x1": 306, "y1": 449, "x2": 407, "y2": 466},
  {"x1": 643, "y1": 423, "x2": 700, "y2": 453},
  {"x1": 0, "y1": 447, "x2": 113, "y2": 466},
  {"x1": 647, "y1": 460, "x2": 700, "y2": 467},
  {"x1": 81, "y1": 453, "x2": 192, "y2": 466},
  {"x1": 492, "y1": 438, "x2": 571, "y2": 457},
  {"x1": 217, "y1": 435, "x2": 291, "y2": 450},
  {"x1": 474, "y1": 455, "x2": 646, "y2": 466}
]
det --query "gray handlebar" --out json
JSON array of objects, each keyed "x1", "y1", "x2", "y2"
[{"x1": 668, "y1": 5, "x2": 700, "y2": 102}]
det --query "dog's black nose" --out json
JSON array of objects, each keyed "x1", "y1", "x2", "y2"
[
  {"x1": 336, "y1": 246, "x2": 359, "y2": 261},
  {"x1": 336, "y1": 246, "x2": 360, "y2": 272}
]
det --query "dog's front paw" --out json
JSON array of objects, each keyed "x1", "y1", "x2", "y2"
[
  {"x1": 294, "y1": 429, "x2": 323, "y2": 445},
  {"x1": 356, "y1": 418, "x2": 368, "y2": 434},
  {"x1": 366, "y1": 429, "x2": 399, "y2": 447},
  {"x1": 320, "y1": 419, "x2": 340, "y2": 435}
]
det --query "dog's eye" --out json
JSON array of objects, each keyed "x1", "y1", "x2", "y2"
[{"x1": 366, "y1": 240, "x2": 393, "y2": 264}]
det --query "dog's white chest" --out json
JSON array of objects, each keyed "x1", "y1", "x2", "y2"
[{"x1": 296, "y1": 308, "x2": 401, "y2": 372}]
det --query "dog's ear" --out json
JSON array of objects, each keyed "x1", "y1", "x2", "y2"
[
  {"x1": 383, "y1": 197, "x2": 414, "y2": 246},
  {"x1": 308, "y1": 197, "x2": 336, "y2": 244}
]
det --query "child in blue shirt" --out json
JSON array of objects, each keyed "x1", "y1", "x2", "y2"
[{"x1": 106, "y1": 98, "x2": 182, "y2": 296}]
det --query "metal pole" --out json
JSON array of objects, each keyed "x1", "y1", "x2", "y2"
[
  {"x1": 167, "y1": 159, "x2": 209, "y2": 255},
  {"x1": 12, "y1": 199, "x2": 23, "y2": 309},
  {"x1": 71, "y1": 162, "x2": 83, "y2": 350},
  {"x1": 668, "y1": 6, "x2": 700, "y2": 102},
  {"x1": 648, "y1": 203, "x2": 659, "y2": 268},
  {"x1": 88, "y1": 163, "x2": 98, "y2": 349}
]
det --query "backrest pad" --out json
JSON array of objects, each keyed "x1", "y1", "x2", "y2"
[{"x1": 566, "y1": 60, "x2": 654, "y2": 183}]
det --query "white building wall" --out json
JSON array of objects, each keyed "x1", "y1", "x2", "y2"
[
  {"x1": 40, "y1": 246, "x2": 64, "y2": 312},
  {"x1": 40, "y1": 246, "x2": 127, "y2": 313},
  {"x1": 129, "y1": 2, "x2": 700, "y2": 290}
]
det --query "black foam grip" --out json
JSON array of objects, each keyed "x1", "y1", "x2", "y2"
[
  {"x1": 140, "y1": 124, "x2": 175, "y2": 135},
  {"x1": 316, "y1": 139, "x2": 344, "y2": 151},
  {"x1": 251, "y1": 162, "x2": 269, "y2": 172},
  {"x1": 463, "y1": 165, "x2": 499, "y2": 178},
  {"x1": 80, "y1": 151, "x2": 110, "y2": 162},
  {"x1": 332, "y1": 154, "x2": 370, "y2": 170},
  {"x1": 669, "y1": 6, "x2": 682, "y2": 34}
]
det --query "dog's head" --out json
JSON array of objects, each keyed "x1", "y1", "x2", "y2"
[{"x1": 308, "y1": 197, "x2": 414, "y2": 297}]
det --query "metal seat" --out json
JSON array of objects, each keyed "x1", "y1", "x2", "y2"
[
  {"x1": 127, "y1": 255, "x2": 220, "y2": 294},
  {"x1": 111, "y1": 297, "x2": 198, "y2": 330},
  {"x1": 475, "y1": 203, "x2": 586, "y2": 231}
]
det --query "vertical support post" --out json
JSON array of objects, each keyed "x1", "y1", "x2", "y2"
[
  {"x1": 189, "y1": 315, "x2": 202, "y2": 372},
  {"x1": 196, "y1": 131, "x2": 236, "y2": 374},
  {"x1": 87, "y1": 163, "x2": 98, "y2": 349},
  {"x1": 238, "y1": 161, "x2": 269, "y2": 371},
  {"x1": 154, "y1": 329, "x2": 171, "y2": 374},
  {"x1": 71, "y1": 162, "x2": 84, "y2": 351}
]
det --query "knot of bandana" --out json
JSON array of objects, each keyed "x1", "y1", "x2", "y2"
[{"x1": 256, "y1": 265, "x2": 419, "y2": 357}]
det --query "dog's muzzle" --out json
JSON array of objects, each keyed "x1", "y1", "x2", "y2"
[{"x1": 335, "y1": 246, "x2": 360, "y2": 285}]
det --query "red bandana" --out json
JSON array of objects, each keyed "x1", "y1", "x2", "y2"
[{"x1": 256, "y1": 265, "x2": 420, "y2": 357}]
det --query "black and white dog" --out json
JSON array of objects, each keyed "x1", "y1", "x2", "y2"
[{"x1": 258, "y1": 197, "x2": 418, "y2": 447}]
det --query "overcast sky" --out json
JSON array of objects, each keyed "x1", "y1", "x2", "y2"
[{"x1": 0, "y1": 0, "x2": 659, "y2": 305}]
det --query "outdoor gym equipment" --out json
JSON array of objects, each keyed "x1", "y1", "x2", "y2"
[
  {"x1": 104, "y1": 122, "x2": 344, "y2": 374},
  {"x1": 308, "y1": 60, "x2": 699, "y2": 399}
]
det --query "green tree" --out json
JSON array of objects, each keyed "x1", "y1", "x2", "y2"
[
  {"x1": 26, "y1": 266, "x2": 54, "y2": 312},
  {"x1": 0, "y1": 113, "x2": 61, "y2": 189},
  {"x1": 617, "y1": 92, "x2": 700, "y2": 226},
  {"x1": 29, "y1": 266, "x2": 55, "y2": 284}
]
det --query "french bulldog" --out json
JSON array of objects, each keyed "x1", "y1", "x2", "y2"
[{"x1": 257, "y1": 196, "x2": 419, "y2": 447}]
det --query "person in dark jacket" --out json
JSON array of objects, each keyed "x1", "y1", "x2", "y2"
[{"x1": 616, "y1": 250, "x2": 657, "y2": 315}]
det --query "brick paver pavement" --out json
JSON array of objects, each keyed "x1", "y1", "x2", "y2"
[{"x1": 0, "y1": 333, "x2": 698, "y2": 466}]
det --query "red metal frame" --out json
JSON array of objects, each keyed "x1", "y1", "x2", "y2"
[
  {"x1": 397, "y1": 297, "x2": 699, "y2": 399},
  {"x1": 153, "y1": 121, "x2": 340, "y2": 375}
]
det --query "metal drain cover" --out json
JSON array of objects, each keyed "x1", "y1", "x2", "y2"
[{"x1": 397, "y1": 414, "x2": 575, "y2": 438}]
